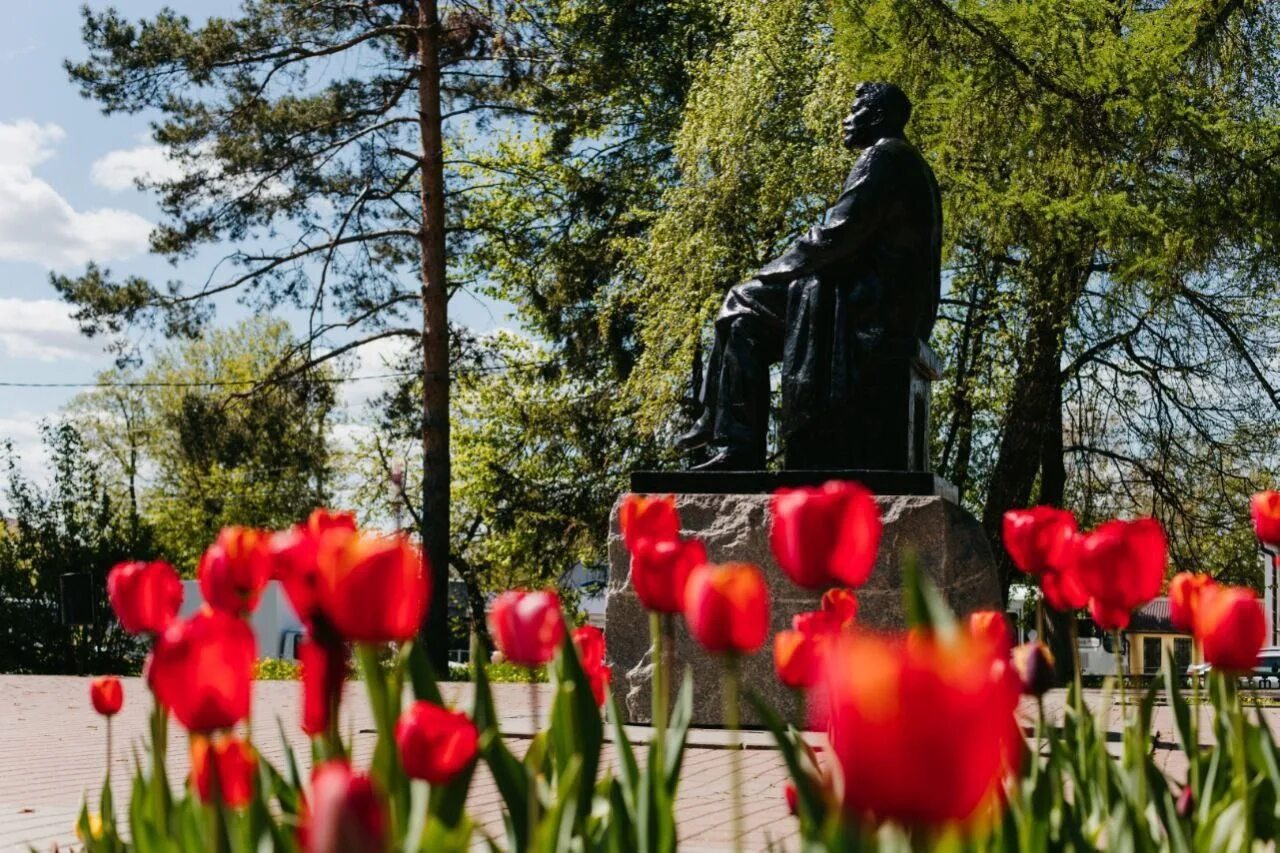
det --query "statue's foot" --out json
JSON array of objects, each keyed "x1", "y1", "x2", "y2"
[
  {"x1": 675, "y1": 421, "x2": 713, "y2": 452},
  {"x1": 689, "y1": 450, "x2": 755, "y2": 472}
]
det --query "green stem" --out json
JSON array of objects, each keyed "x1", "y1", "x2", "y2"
[
  {"x1": 723, "y1": 656, "x2": 743, "y2": 853},
  {"x1": 1190, "y1": 641, "x2": 1201, "y2": 799},
  {"x1": 1068, "y1": 617, "x2": 1083, "y2": 713},
  {"x1": 356, "y1": 644, "x2": 407, "y2": 837},
  {"x1": 105, "y1": 718, "x2": 113, "y2": 786},
  {"x1": 149, "y1": 698, "x2": 170, "y2": 834},
  {"x1": 528, "y1": 678, "x2": 540, "y2": 848},
  {"x1": 650, "y1": 612, "x2": 668, "y2": 766},
  {"x1": 1113, "y1": 629, "x2": 1127, "y2": 712},
  {"x1": 1226, "y1": 675, "x2": 1251, "y2": 846}
]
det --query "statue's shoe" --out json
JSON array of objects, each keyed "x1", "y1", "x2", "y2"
[
  {"x1": 674, "y1": 423, "x2": 712, "y2": 451},
  {"x1": 689, "y1": 450, "x2": 755, "y2": 472}
]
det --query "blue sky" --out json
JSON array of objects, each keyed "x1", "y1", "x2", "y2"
[{"x1": 0, "y1": 2, "x2": 509, "y2": 482}]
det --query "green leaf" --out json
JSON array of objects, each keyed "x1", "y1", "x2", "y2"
[
  {"x1": 408, "y1": 641, "x2": 445, "y2": 705},
  {"x1": 900, "y1": 551, "x2": 957, "y2": 642}
]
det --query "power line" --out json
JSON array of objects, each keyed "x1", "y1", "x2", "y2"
[
  {"x1": 0, "y1": 371, "x2": 415, "y2": 389},
  {"x1": 0, "y1": 362, "x2": 552, "y2": 390}
]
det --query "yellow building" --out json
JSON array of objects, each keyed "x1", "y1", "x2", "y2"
[{"x1": 1123, "y1": 597, "x2": 1199, "y2": 676}]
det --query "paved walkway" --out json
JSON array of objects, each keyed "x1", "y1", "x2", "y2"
[{"x1": 1, "y1": 677, "x2": 1272, "y2": 851}]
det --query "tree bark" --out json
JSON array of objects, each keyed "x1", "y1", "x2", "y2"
[
  {"x1": 418, "y1": 0, "x2": 451, "y2": 674},
  {"x1": 980, "y1": 253, "x2": 1090, "y2": 605}
]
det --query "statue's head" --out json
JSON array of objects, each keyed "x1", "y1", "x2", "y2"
[{"x1": 842, "y1": 82, "x2": 912, "y2": 149}]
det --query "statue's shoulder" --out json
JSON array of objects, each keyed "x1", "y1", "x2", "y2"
[{"x1": 863, "y1": 137, "x2": 923, "y2": 163}]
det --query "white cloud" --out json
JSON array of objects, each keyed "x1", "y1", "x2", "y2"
[
  {"x1": 90, "y1": 144, "x2": 185, "y2": 191},
  {"x1": 0, "y1": 121, "x2": 152, "y2": 269},
  {"x1": 340, "y1": 336, "x2": 414, "y2": 410},
  {"x1": 92, "y1": 140, "x2": 290, "y2": 200},
  {"x1": 0, "y1": 412, "x2": 48, "y2": 488},
  {"x1": 0, "y1": 297, "x2": 105, "y2": 361}
]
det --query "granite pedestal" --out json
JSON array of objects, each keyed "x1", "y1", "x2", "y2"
[{"x1": 604, "y1": 476, "x2": 1001, "y2": 727}]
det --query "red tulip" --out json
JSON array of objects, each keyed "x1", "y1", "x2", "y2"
[
  {"x1": 821, "y1": 631, "x2": 1020, "y2": 827},
  {"x1": 770, "y1": 481, "x2": 882, "y2": 590},
  {"x1": 395, "y1": 701, "x2": 479, "y2": 784},
  {"x1": 316, "y1": 532, "x2": 429, "y2": 643},
  {"x1": 1169, "y1": 572, "x2": 1215, "y2": 633},
  {"x1": 785, "y1": 782, "x2": 798, "y2": 815},
  {"x1": 198, "y1": 526, "x2": 272, "y2": 615},
  {"x1": 774, "y1": 625, "x2": 827, "y2": 689},
  {"x1": 684, "y1": 563, "x2": 770, "y2": 655},
  {"x1": 300, "y1": 637, "x2": 348, "y2": 737},
  {"x1": 1195, "y1": 585, "x2": 1265, "y2": 673},
  {"x1": 270, "y1": 510, "x2": 359, "y2": 626},
  {"x1": 820, "y1": 588, "x2": 858, "y2": 628},
  {"x1": 1251, "y1": 491, "x2": 1280, "y2": 546},
  {"x1": 1038, "y1": 555, "x2": 1089, "y2": 613},
  {"x1": 190, "y1": 734, "x2": 256, "y2": 808},
  {"x1": 90, "y1": 676, "x2": 123, "y2": 717},
  {"x1": 488, "y1": 590, "x2": 565, "y2": 667},
  {"x1": 629, "y1": 535, "x2": 707, "y2": 614},
  {"x1": 148, "y1": 607, "x2": 256, "y2": 732},
  {"x1": 1002, "y1": 507, "x2": 1076, "y2": 576},
  {"x1": 107, "y1": 560, "x2": 183, "y2": 635},
  {"x1": 1071, "y1": 517, "x2": 1167, "y2": 630},
  {"x1": 967, "y1": 610, "x2": 1011, "y2": 657},
  {"x1": 305, "y1": 761, "x2": 388, "y2": 853},
  {"x1": 571, "y1": 625, "x2": 612, "y2": 705},
  {"x1": 619, "y1": 494, "x2": 680, "y2": 551}
]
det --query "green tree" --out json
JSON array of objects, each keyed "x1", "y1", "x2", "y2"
[
  {"x1": 0, "y1": 424, "x2": 156, "y2": 674},
  {"x1": 351, "y1": 332, "x2": 663, "y2": 648},
  {"x1": 625, "y1": 0, "x2": 1280, "y2": 595},
  {"x1": 71, "y1": 317, "x2": 337, "y2": 574}
]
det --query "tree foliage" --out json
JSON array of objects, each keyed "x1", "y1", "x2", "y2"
[
  {"x1": 622, "y1": 0, "x2": 1280, "y2": 592},
  {"x1": 69, "y1": 317, "x2": 337, "y2": 574},
  {"x1": 0, "y1": 424, "x2": 154, "y2": 674}
]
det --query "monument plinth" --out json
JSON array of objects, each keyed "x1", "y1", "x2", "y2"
[{"x1": 604, "y1": 484, "x2": 1001, "y2": 728}]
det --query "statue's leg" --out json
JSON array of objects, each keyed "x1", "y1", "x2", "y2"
[{"x1": 689, "y1": 279, "x2": 785, "y2": 470}]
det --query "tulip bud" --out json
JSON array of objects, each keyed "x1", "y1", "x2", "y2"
[
  {"x1": 90, "y1": 676, "x2": 123, "y2": 717},
  {"x1": 571, "y1": 625, "x2": 612, "y2": 706},
  {"x1": 1169, "y1": 572, "x2": 1214, "y2": 633},
  {"x1": 395, "y1": 701, "x2": 479, "y2": 784},
  {"x1": 1002, "y1": 507, "x2": 1077, "y2": 575},
  {"x1": 770, "y1": 481, "x2": 882, "y2": 589},
  {"x1": 198, "y1": 526, "x2": 272, "y2": 615},
  {"x1": 488, "y1": 590, "x2": 565, "y2": 667},
  {"x1": 1251, "y1": 491, "x2": 1280, "y2": 546},
  {"x1": 683, "y1": 563, "x2": 770, "y2": 655},
  {"x1": 1176, "y1": 785, "x2": 1194, "y2": 818},
  {"x1": 190, "y1": 735, "x2": 256, "y2": 808},
  {"x1": 1011, "y1": 642, "x2": 1056, "y2": 697},
  {"x1": 784, "y1": 782, "x2": 798, "y2": 815},
  {"x1": 619, "y1": 494, "x2": 680, "y2": 551},
  {"x1": 306, "y1": 762, "x2": 388, "y2": 853},
  {"x1": 107, "y1": 560, "x2": 183, "y2": 635},
  {"x1": 1196, "y1": 585, "x2": 1265, "y2": 673}
]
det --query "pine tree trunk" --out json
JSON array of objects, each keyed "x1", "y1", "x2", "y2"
[{"x1": 417, "y1": 0, "x2": 451, "y2": 674}]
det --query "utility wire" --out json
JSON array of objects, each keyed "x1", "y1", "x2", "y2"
[{"x1": 0, "y1": 362, "x2": 552, "y2": 390}]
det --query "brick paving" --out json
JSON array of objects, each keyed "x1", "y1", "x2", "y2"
[{"x1": 1, "y1": 677, "x2": 1271, "y2": 851}]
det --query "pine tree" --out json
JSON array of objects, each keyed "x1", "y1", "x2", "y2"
[{"x1": 57, "y1": 1, "x2": 542, "y2": 669}]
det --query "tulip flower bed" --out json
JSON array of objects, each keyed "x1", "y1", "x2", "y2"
[{"x1": 72, "y1": 489, "x2": 1280, "y2": 851}]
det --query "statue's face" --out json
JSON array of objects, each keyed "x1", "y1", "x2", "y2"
[{"x1": 841, "y1": 95, "x2": 881, "y2": 149}]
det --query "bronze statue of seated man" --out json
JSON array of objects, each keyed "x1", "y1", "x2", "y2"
[{"x1": 677, "y1": 82, "x2": 943, "y2": 472}]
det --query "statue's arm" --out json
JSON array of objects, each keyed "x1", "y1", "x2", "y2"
[{"x1": 754, "y1": 146, "x2": 889, "y2": 283}]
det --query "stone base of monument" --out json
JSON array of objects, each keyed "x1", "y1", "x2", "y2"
[{"x1": 604, "y1": 472, "x2": 1001, "y2": 728}]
